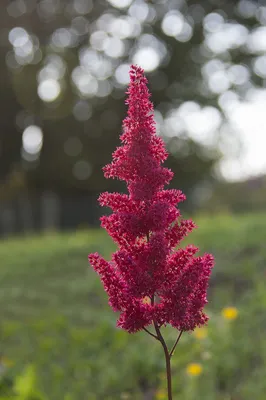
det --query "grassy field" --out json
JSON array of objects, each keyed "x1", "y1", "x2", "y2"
[{"x1": 0, "y1": 213, "x2": 266, "y2": 399}]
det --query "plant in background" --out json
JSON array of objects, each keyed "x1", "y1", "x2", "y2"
[
  {"x1": 0, "y1": 363, "x2": 45, "y2": 400},
  {"x1": 89, "y1": 65, "x2": 214, "y2": 399}
]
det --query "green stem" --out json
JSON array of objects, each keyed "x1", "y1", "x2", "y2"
[{"x1": 170, "y1": 330, "x2": 183, "y2": 358}]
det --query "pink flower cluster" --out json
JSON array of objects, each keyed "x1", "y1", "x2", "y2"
[{"x1": 89, "y1": 65, "x2": 214, "y2": 333}]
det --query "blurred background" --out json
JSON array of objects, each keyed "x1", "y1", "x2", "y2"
[
  {"x1": 1, "y1": 0, "x2": 266, "y2": 399},
  {"x1": 1, "y1": 0, "x2": 266, "y2": 237}
]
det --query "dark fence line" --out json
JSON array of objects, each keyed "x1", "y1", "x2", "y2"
[{"x1": 0, "y1": 192, "x2": 102, "y2": 238}]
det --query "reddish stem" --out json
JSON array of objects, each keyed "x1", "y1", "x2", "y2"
[
  {"x1": 143, "y1": 327, "x2": 159, "y2": 340},
  {"x1": 153, "y1": 320, "x2": 172, "y2": 400},
  {"x1": 144, "y1": 235, "x2": 174, "y2": 399},
  {"x1": 150, "y1": 295, "x2": 172, "y2": 400}
]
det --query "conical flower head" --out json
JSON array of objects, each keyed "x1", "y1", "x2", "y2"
[
  {"x1": 89, "y1": 65, "x2": 214, "y2": 333},
  {"x1": 103, "y1": 64, "x2": 173, "y2": 201}
]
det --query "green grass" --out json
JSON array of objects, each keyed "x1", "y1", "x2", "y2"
[{"x1": 1, "y1": 213, "x2": 266, "y2": 399}]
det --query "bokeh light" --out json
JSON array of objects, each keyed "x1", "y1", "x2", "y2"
[
  {"x1": 38, "y1": 79, "x2": 61, "y2": 102},
  {"x1": 115, "y1": 64, "x2": 131, "y2": 85},
  {"x1": 107, "y1": 0, "x2": 132, "y2": 9},
  {"x1": 161, "y1": 11, "x2": 184, "y2": 37},
  {"x1": 73, "y1": 160, "x2": 92, "y2": 180},
  {"x1": 73, "y1": 101, "x2": 92, "y2": 121},
  {"x1": 133, "y1": 47, "x2": 160, "y2": 72},
  {"x1": 22, "y1": 125, "x2": 43, "y2": 156}
]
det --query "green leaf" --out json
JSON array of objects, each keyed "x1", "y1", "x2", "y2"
[{"x1": 13, "y1": 364, "x2": 36, "y2": 398}]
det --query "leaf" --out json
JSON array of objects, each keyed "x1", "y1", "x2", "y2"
[{"x1": 13, "y1": 364, "x2": 36, "y2": 398}]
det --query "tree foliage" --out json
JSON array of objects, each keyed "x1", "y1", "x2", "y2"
[{"x1": 0, "y1": 0, "x2": 264, "y2": 203}]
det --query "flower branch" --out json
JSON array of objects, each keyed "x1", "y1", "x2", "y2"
[{"x1": 88, "y1": 65, "x2": 214, "y2": 399}]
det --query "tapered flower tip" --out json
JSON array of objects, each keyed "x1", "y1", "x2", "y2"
[{"x1": 128, "y1": 64, "x2": 147, "y2": 85}]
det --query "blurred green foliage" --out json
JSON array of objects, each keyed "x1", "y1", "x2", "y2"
[
  {"x1": 201, "y1": 176, "x2": 266, "y2": 214},
  {"x1": 0, "y1": 213, "x2": 266, "y2": 399}
]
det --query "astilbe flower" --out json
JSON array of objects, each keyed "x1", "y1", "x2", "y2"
[{"x1": 88, "y1": 65, "x2": 214, "y2": 335}]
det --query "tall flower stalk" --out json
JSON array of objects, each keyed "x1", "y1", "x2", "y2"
[{"x1": 89, "y1": 65, "x2": 214, "y2": 399}]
